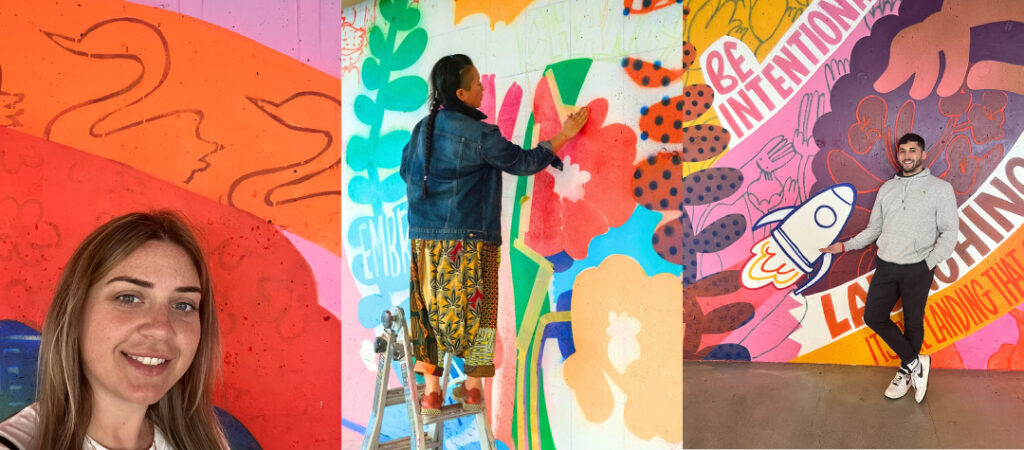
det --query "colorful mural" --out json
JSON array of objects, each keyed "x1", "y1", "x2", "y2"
[
  {"x1": 686, "y1": 0, "x2": 1024, "y2": 378},
  {"x1": 0, "y1": 0, "x2": 340, "y2": 448},
  {"x1": 342, "y1": 0, "x2": 683, "y2": 449}
]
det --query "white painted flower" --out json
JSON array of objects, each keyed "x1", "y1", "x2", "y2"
[
  {"x1": 606, "y1": 310, "x2": 642, "y2": 373},
  {"x1": 549, "y1": 155, "x2": 590, "y2": 202}
]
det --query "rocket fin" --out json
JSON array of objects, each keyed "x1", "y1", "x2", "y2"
[
  {"x1": 752, "y1": 207, "x2": 796, "y2": 230},
  {"x1": 793, "y1": 253, "x2": 832, "y2": 295}
]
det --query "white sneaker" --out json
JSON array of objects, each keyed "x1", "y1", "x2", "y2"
[
  {"x1": 884, "y1": 367, "x2": 911, "y2": 399},
  {"x1": 911, "y1": 354, "x2": 931, "y2": 403}
]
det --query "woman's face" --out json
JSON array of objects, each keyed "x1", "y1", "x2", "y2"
[
  {"x1": 457, "y1": 65, "x2": 484, "y2": 109},
  {"x1": 79, "y1": 240, "x2": 202, "y2": 408}
]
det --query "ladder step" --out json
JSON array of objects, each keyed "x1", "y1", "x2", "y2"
[
  {"x1": 385, "y1": 384, "x2": 425, "y2": 406},
  {"x1": 377, "y1": 434, "x2": 440, "y2": 450},
  {"x1": 423, "y1": 404, "x2": 484, "y2": 425}
]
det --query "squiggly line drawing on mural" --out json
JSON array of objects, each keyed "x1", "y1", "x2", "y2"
[
  {"x1": 228, "y1": 91, "x2": 341, "y2": 212},
  {"x1": 40, "y1": 17, "x2": 223, "y2": 185},
  {"x1": 0, "y1": 197, "x2": 60, "y2": 268},
  {"x1": 686, "y1": 0, "x2": 809, "y2": 59},
  {"x1": 0, "y1": 65, "x2": 24, "y2": 128},
  {"x1": 342, "y1": 5, "x2": 372, "y2": 76}
]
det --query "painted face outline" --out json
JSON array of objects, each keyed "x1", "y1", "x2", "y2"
[
  {"x1": 78, "y1": 240, "x2": 202, "y2": 409},
  {"x1": 897, "y1": 141, "x2": 926, "y2": 176}
]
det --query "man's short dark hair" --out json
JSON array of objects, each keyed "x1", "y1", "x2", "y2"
[{"x1": 897, "y1": 133, "x2": 925, "y2": 150}]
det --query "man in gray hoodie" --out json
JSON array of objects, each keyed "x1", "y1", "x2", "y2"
[{"x1": 820, "y1": 133, "x2": 958, "y2": 403}]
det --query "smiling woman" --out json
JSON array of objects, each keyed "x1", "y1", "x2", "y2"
[{"x1": 0, "y1": 211, "x2": 227, "y2": 450}]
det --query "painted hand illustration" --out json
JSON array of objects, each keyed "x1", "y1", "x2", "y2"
[{"x1": 874, "y1": 0, "x2": 1024, "y2": 99}]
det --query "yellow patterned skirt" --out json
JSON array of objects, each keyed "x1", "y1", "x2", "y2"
[{"x1": 410, "y1": 239, "x2": 499, "y2": 378}]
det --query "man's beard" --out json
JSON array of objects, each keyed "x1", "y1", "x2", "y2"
[{"x1": 901, "y1": 159, "x2": 922, "y2": 174}]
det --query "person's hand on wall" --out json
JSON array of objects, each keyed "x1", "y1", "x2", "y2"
[
  {"x1": 550, "y1": 107, "x2": 590, "y2": 152},
  {"x1": 820, "y1": 242, "x2": 844, "y2": 254}
]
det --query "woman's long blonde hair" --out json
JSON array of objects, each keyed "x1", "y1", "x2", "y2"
[{"x1": 36, "y1": 211, "x2": 225, "y2": 450}]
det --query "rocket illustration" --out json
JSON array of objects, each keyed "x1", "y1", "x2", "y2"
[{"x1": 747, "y1": 183, "x2": 856, "y2": 295}]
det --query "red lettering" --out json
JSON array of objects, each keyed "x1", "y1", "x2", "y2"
[
  {"x1": 724, "y1": 40, "x2": 754, "y2": 84},
  {"x1": 975, "y1": 179, "x2": 1024, "y2": 233},
  {"x1": 809, "y1": 11, "x2": 842, "y2": 45},
  {"x1": 820, "y1": 0, "x2": 859, "y2": 32},
  {"x1": 704, "y1": 49, "x2": 739, "y2": 94},
  {"x1": 822, "y1": 293, "x2": 853, "y2": 338},
  {"x1": 725, "y1": 90, "x2": 763, "y2": 131},
  {"x1": 963, "y1": 205, "x2": 1004, "y2": 243},
  {"x1": 744, "y1": 74, "x2": 774, "y2": 110},
  {"x1": 772, "y1": 46, "x2": 810, "y2": 85}
]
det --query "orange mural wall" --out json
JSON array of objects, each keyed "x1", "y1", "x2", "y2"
[{"x1": 0, "y1": 1, "x2": 341, "y2": 448}]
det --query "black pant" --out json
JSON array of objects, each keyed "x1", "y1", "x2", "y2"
[{"x1": 863, "y1": 258, "x2": 935, "y2": 364}]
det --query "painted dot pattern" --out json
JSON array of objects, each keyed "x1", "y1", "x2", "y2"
[
  {"x1": 621, "y1": 56, "x2": 684, "y2": 88},
  {"x1": 680, "y1": 85, "x2": 711, "y2": 122},
  {"x1": 681, "y1": 167, "x2": 743, "y2": 207},
  {"x1": 631, "y1": 150, "x2": 683, "y2": 212},
  {"x1": 623, "y1": 0, "x2": 682, "y2": 16},
  {"x1": 639, "y1": 93, "x2": 687, "y2": 144},
  {"x1": 682, "y1": 124, "x2": 731, "y2": 163},
  {"x1": 682, "y1": 42, "x2": 696, "y2": 69}
]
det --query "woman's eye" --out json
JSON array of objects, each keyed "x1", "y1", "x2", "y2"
[
  {"x1": 116, "y1": 294, "x2": 141, "y2": 304},
  {"x1": 174, "y1": 302, "x2": 197, "y2": 312}
]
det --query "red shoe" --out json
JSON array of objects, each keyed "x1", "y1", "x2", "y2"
[
  {"x1": 453, "y1": 384, "x2": 485, "y2": 412},
  {"x1": 420, "y1": 391, "x2": 442, "y2": 416}
]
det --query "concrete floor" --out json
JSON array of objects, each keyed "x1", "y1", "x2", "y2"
[{"x1": 684, "y1": 360, "x2": 1024, "y2": 449}]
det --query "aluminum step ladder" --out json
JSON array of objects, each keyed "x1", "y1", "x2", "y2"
[{"x1": 362, "y1": 306, "x2": 497, "y2": 450}]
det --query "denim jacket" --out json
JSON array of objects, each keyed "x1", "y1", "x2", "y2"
[{"x1": 400, "y1": 108, "x2": 558, "y2": 243}]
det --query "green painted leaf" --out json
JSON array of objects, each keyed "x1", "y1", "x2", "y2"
[
  {"x1": 347, "y1": 175, "x2": 378, "y2": 205},
  {"x1": 377, "y1": 129, "x2": 410, "y2": 169},
  {"x1": 545, "y1": 59, "x2": 594, "y2": 105},
  {"x1": 380, "y1": 76, "x2": 427, "y2": 112},
  {"x1": 379, "y1": 0, "x2": 400, "y2": 20},
  {"x1": 391, "y1": 7, "x2": 421, "y2": 31},
  {"x1": 391, "y1": 28, "x2": 426, "y2": 71},
  {"x1": 345, "y1": 135, "x2": 374, "y2": 172},
  {"x1": 368, "y1": 26, "x2": 388, "y2": 59},
  {"x1": 379, "y1": 172, "x2": 407, "y2": 204},
  {"x1": 354, "y1": 95, "x2": 379, "y2": 126},
  {"x1": 361, "y1": 58, "x2": 384, "y2": 91}
]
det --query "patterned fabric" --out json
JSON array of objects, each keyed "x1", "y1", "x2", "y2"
[{"x1": 410, "y1": 239, "x2": 500, "y2": 378}]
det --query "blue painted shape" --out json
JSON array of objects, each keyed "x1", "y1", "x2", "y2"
[
  {"x1": 215, "y1": 407, "x2": 262, "y2": 449},
  {"x1": 551, "y1": 205, "x2": 681, "y2": 296},
  {"x1": 0, "y1": 320, "x2": 40, "y2": 420},
  {"x1": 341, "y1": 417, "x2": 366, "y2": 434},
  {"x1": 545, "y1": 250, "x2": 574, "y2": 273},
  {"x1": 357, "y1": 293, "x2": 392, "y2": 329},
  {"x1": 702, "y1": 343, "x2": 751, "y2": 361},
  {"x1": 541, "y1": 321, "x2": 575, "y2": 361},
  {"x1": 555, "y1": 290, "x2": 572, "y2": 312}
]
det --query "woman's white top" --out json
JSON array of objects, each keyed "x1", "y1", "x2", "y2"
[{"x1": 0, "y1": 403, "x2": 174, "y2": 449}]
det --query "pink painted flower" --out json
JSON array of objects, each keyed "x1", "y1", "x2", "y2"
[{"x1": 526, "y1": 77, "x2": 637, "y2": 259}]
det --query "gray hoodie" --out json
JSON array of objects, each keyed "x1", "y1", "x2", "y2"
[{"x1": 843, "y1": 168, "x2": 958, "y2": 268}]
